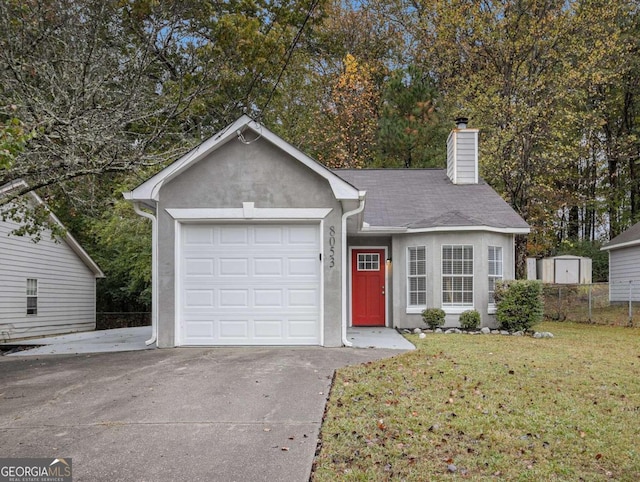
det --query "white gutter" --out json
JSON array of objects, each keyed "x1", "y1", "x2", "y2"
[
  {"x1": 133, "y1": 202, "x2": 158, "y2": 347},
  {"x1": 341, "y1": 192, "x2": 366, "y2": 347}
]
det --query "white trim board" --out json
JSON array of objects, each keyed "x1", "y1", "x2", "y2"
[{"x1": 166, "y1": 205, "x2": 332, "y2": 221}]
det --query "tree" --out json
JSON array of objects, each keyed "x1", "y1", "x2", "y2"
[{"x1": 377, "y1": 65, "x2": 448, "y2": 168}]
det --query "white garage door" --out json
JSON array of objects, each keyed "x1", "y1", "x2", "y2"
[{"x1": 179, "y1": 223, "x2": 321, "y2": 345}]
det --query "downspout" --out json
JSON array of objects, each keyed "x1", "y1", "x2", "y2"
[
  {"x1": 133, "y1": 202, "x2": 158, "y2": 347},
  {"x1": 341, "y1": 192, "x2": 366, "y2": 347}
]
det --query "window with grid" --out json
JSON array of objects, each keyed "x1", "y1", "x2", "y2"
[
  {"x1": 488, "y1": 246, "x2": 503, "y2": 305},
  {"x1": 407, "y1": 246, "x2": 427, "y2": 307},
  {"x1": 442, "y1": 245, "x2": 473, "y2": 307},
  {"x1": 27, "y1": 278, "x2": 38, "y2": 315},
  {"x1": 357, "y1": 253, "x2": 380, "y2": 271}
]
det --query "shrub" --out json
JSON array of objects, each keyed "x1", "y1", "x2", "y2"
[
  {"x1": 494, "y1": 280, "x2": 544, "y2": 332},
  {"x1": 422, "y1": 308, "x2": 446, "y2": 329},
  {"x1": 459, "y1": 310, "x2": 481, "y2": 330}
]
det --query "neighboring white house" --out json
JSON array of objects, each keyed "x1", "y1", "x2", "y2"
[
  {"x1": 602, "y1": 221, "x2": 640, "y2": 302},
  {"x1": 0, "y1": 180, "x2": 104, "y2": 341},
  {"x1": 124, "y1": 116, "x2": 529, "y2": 348}
]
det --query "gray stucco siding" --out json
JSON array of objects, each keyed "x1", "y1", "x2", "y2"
[
  {"x1": 156, "y1": 136, "x2": 344, "y2": 347},
  {"x1": 0, "y1": 219, "x2": 97, "y2": 341},
  {"x1": 609, "y1": 246, "x2": 640, "y2": 302},
  {"x1": 391, "y1": 231, "x2": 515, "y2": 329}
]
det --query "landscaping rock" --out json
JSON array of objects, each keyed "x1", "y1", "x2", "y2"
[
  {"x1": 480, "y1": 327, "x2": 491, "y2": 334},
  {"x1": 445, "y1": 329, "x2": 455, "y2": 334},
  {"x1": 419, "y1": 333, "x2": 426, "y2": 339},
  {"x1": 513, "y1": 331, "x2": 524, "y2": 336},
  {"x1": 491, "y1": 330, "x2": 500, "y2": 334},
  {"x1": 500, "y1": 330, "x2": 510, "y2": 335},
  {"x1": 435, "y1": 328, "x2": 443, "y2": 334},
  {"x1": 543, "y1": 332, "x2": 554, "y2": 338},
  {"x1": 413, "y1": 328, "x2": 422, "y2": 334},
  {"x1": 403, "y1": 329, "x2": 412, "y2": 334},
  {"x1": 447, "y1": 464, "x2": 457, "y2": 473},
  {"x1": 533, "y1": 332, "x2": 542, "y2": 338}
]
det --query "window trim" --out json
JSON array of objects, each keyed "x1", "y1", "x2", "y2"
[
  {"x1": 357, "y1": 252, "x2": 380, "y2": 271},
  {"x1": 406, "y1": 246, "x2": 427, "y2": 313},
  {"x1": 488, "y1": 246, "x2": 503, "y2": 313},
  {"x1": 26, "y1": 278, "x2": 38, "y2": 315},
  {"x1": 441, "y1": 244, "x2": 474, "y2": 312}
]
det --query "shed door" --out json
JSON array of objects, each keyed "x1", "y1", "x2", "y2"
[
  {"x1": 179, "y1": 224, "x2": 321, "y2": 345},
  {"x1": 555, "y1": 259, "x2": 580, "y2": 284}
]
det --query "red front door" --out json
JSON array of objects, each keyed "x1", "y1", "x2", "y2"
[{"x1": 351, "y1": 249, "x2": 386, "y2": 326}]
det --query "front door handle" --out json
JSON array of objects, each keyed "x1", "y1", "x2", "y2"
[{"x1": 382, "y1": 286, "x2": 385, "y2": 296}]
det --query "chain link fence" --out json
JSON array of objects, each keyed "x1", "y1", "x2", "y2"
[{"x1": 543, "y1": 282, "x2": 640, "y2": 327}]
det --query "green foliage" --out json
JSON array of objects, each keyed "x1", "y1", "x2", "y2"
[
  {"x1": 88, "y1": 197, "x2": 152, "y2": 311},
  {"x1": 376, "y1": 65, "x2": 449, "y2": 168},
  {"x1": 495, "y1": 280, "x2": 544, "y2": 332},
  {"x1": 459, "y1": 309, "x2": 481, "y2": 331},
  {"x1": 422, "y1": 308, "x2": 446, "y2": 330}
]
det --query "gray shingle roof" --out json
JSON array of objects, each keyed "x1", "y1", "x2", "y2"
[
  {"x1": 603, "y1": 221, "x2": 640, "y2": 249},
  {"x1": 334, "y1": 169, "x2": 529, "y2": 230}
]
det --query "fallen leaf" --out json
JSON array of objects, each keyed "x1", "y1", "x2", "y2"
[
  {"x1": 281, "y1": 447, "x2": 289, "y2": 451},
  {"x1": 595, "y1": 453, "x2": 602, "y2": 460},
  {"x1": 263, "y1": 428, "x2": 271, "y2": 432},
  {"x1": 377, "y1": 419, "x2": 386, "y2": 430}
]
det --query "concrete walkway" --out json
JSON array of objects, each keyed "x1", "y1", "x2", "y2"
[
  {"x1": 2, "y1": 326, "x2": 414, "y2": 356},
  {"x1": 347, "y1": 327, "x2": 416, "y2": 350},
  {"x1": 1, "y1": 326, "x2": 153, "y2": 356}
]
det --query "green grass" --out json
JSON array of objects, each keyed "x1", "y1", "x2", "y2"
[{"x1": 312, "y1": 323, "x2": 640, "y2": 481}]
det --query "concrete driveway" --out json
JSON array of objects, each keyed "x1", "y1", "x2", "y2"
[{"x1": 0, "y1": 346, "x2": 404, "y2": 481}]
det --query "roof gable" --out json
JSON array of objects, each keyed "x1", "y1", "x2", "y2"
[
  {"x1": 124, "y1": 115, "x2": 360, "y2": 203},
  {"x1": 334, "y1": 169, "x2": 529, "y2": 233},
  {"x1": 602, "y1": 221, "x2": 640, "y2": 251},
  {"x1": 0, "y1": 180, "x2": 104, "y2": 277}
]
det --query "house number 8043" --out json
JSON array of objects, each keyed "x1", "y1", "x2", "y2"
[{"x1": 328, "y1": 226, "x2": 336, "y2": 268}]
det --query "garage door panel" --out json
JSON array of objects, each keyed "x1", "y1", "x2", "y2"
[
  {"x1": 219, "y1": 289, "x2": 249, "y2": 308},
  {"x1": 289, "y1": 289, "x2": 318, "y2": 307},
  {"x1": 179, "y1": 223, "x2": 321, "y2": 346},
  {"x1": 185, "y1": 258, "x2": 215, "y2": 277},
  {"x1": 254, "y1": 258, "x2": 283, "y2": 276},
  {"x1": 288, "y1": 225, "x2": 318, "y2": 245},
  {"x1": 254, "y1": 320, "x2": 283, "y2": 338},
  {"x1": 288, "y1": 319, "x2": 320, "y2": 339},
  {"x1": 184, "y1": 290, "x2": 214, "y2": 307},
  {"x1": 219, "y1": 226, "x2": 248, "y2": 245},
  {"x1": 219, "y1": 319, "x2": 249, "y2": 339},
  {"x1": 218, "y1": 258, "x2": 249, "y2": 276},
  {"x1": 254, "y1": 225, "x2": 284, "y2": 244},
  {"x1": 184, "y1": 226, "x2": 214, "y2": 245},
  {"x1": 288, "y1": 257, "x2": 318, "y2": 277},
  {"x1": 254, "y1": 289, "x2": 283, "y2": 307}
]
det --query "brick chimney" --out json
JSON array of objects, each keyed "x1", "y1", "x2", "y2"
[{"x1": 447, "y1": 117, "x2": 479, "y2": 185}]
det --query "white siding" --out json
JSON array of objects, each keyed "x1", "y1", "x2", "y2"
[
  {"x1": 0, "y1": 218, "x2": 97, "y2": 341},
  {"x1": 446, "y1": 130, "x2": 478, "y2": 185},
  {"x1": 609, "y1": 246, "x2": 640, "y2": 302}
]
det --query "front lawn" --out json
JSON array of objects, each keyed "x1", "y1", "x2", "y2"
[{"x1": 312, "y1": 322, "x2": 640, "y2": 481}]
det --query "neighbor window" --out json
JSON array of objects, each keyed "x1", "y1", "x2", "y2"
[
  {"x1": 26, "y1": 278, "x2": 38, "y2": 315},
  {"x1": 488, "y1": 246, "x2": 503, "y2": 306},
  {"x1": 407, "y1": 246, "x2": 427, "y2": 307},
  {"x1": 442, "y1": 245, "x2": 473, "y2": 307}
]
